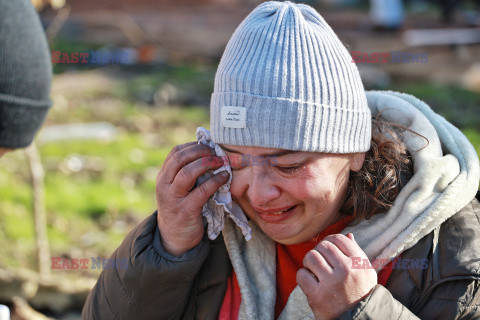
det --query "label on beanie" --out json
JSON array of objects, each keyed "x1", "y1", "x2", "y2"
[{"x1": 221, "y1": 106, "x2": 247, "y2": 128}]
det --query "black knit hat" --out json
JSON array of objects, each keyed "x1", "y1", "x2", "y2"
[{"x1": 0, "y1": 0, "x2": 53, "y2": 149}]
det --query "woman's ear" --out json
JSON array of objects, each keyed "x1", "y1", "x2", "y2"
[{"x1": 350, "y1": 152, "x2": 366, "y2": 172}]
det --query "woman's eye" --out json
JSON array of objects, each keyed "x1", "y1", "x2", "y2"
[
  {"x1": 230, "y1": 163, "x2": 245, "y2": 171},
  {"x1": 277, "y1": 165, "x2": 301, "y2": 173}
]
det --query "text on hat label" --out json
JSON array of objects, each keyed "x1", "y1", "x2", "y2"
[{"x1": 221, "y1": 106, "x2": 247, "y2": 128}]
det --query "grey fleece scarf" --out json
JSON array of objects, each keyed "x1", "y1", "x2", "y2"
[{"x1": 203, "y1": 90, "x2": 480, "y2": 320}]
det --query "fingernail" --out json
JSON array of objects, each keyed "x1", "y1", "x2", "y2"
[
  {"x1": 350, "y1": 233, "x2": 355, "y2": 241},
  {"x1": 220, "y1": 171, "x2": 230, "y2": 178}
]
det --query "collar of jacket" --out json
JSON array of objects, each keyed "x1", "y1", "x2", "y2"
[{"x1": 386, "y1": 198, "x2": 480, "y2": 314}]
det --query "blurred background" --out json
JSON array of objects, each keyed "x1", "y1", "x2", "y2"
[{"x1": 0, "y1": 0, "x2": 479, "y2": 319}]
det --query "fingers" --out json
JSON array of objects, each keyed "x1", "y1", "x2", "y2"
[
  {"x1": 347, "y1": 233, "x2": 355, "y2": 241},
  {"x1": 163, "y1": 141, "x2": 197, "y2": 165},
  {"x1": 303, "y1": 249, "x2": 333, "y2": 281},
  {"x1": 188, "y1": 171, "x2": 230, "y2": 211},
  {"x1": 322, "y1": 234, "x2": 359, "y2": 258},
  {"x1": 163, "y1": 144, "x2": 216, "y2": 184},
  {"x1": 301, "y1": 235, "x2": 355, "y2": 284},
  {"x1": 296, "y1": 268, "x2": 319, "y2": 296},
  {"x1": 315, "y1": 240, "x2": 350, "y2": 270},
  {"x1": 171, "y1": 157, "x2": 225, "y2": 195}
]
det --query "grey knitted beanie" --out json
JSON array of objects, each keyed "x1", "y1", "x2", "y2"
[
  {"x1": 210, "y1": 1, "x2": 371, "y2": 153},
  {"x1": 0, "y1": 0, "x2": 52, "y2": 149}
]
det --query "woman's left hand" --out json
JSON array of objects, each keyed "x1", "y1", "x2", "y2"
[{"x1": 297, "y1": 233, "x2": 377, "y2": 320}]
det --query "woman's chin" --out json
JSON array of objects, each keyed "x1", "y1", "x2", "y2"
[
  {"x1": 256, "y1": 221, "x2": 304, "y2": 244},
  {"x1": 245, "y1": 205, "x2": 306, "y2": 243}
]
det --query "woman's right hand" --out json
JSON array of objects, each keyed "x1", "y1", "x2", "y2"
[{"x1": 156, "y1": 141, "x2": 230, "y2": 257}]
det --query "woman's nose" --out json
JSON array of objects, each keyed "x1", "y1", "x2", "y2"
[{"x1": 245, "y1": 168, "x2": 281, "y2": 208}]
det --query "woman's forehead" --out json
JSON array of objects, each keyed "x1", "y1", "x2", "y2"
[
  {"x1": 219, "y1": 144, "x2": 354, "y2": 163},
  {"x1": 219, "y1": 144, "x2": 301, "y2": 157}
]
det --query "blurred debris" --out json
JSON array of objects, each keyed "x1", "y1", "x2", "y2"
[
  {"x1": 131, "y1": 114, "x2": 154, "y2": 133},
  {"x1": 369, "y1": 0, "x2": 404, "y2": 29},
  {"x1": 31, "y1": 0, "x2": 65, "y2": 11},
  {"x1": 404, "y1": 28, "x2": 480, "y2": 46},
  {"x1": 80, "y1": 231, "x2": 107, "y2": 247},
  {"x1": 38, "y1": 123, "x2": 118, "y2": 144},
  {"x1": 135, "y1": 82, "x2": 209, "y2": 107},
  {"x1": 136, "y1": 45, "x2": 158, "y2": 64},
  {"x1": 136, "y1": 86, "x2": 157, "y2": 105},
  {"x1": 51, "y1": 71, "x2": 114, "y2": 96},
  {"x1": 144, "y1": 166, "x2": 159, "y2": 182},
  {"x1": 46, "y1": 5, "x2": 71, "y2": 42},
  {"x1": 455, "y1": 45, "x2": 475, "y2": 61},
  {"x1": 0, "y1": 268, "x2": 96, "y2": 315},
  {"x1": 78, "y1": 10, "x2": 149, "y2": 47},
  {"x1": 321, "y1": 0, "x2": 359, "y2": 5},
  {"x1": 153, "y1": 83, "x2": 180, "y2": 106},
  {"x1": 57, "y1": 312, "x2": 81, "y2": 320},
  {"x1": 462, "y1": 10, "x2": 480, "y2": 27},
  {"x1": 357, "y1": 65, "x2": 392, "y2": 89},
  {"x1": 12, "y1": 297, "x2": 53, "y2": 320},
  {"x1": 43, "y1": 5, "x2": 248, "y2": 60},
  {"x1": 128, "y1": 149, "x2": 145, "y2": 164},
  {"x1": 58, "y1": 155, "x2": 105, "y2": 176},
  {"x1": 462, "y1": 63, "x2": 480, "y2": 92}
]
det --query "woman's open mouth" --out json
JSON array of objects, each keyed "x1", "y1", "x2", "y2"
[{"x1": 255, "y1": 205, "x2": 299, "y2": 223}]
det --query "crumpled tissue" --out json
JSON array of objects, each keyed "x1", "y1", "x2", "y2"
[{"x1": 196, "y1": 127, "x2": 252, "y2": 241}]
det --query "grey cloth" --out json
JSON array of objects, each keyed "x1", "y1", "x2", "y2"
[
  {"x1": 0, "y1": 0, "x2": 53, "y2": 148},
  {"x1": 210, "y1": 1, "x2": 371, "y2": 153},
  {"x1": 196, "y1": 127, "x2": 252, "y2": 241}
]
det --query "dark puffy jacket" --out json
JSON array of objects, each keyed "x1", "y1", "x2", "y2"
[{"x1": 82, "y1": 198, "x2": 480, "y2": 320}]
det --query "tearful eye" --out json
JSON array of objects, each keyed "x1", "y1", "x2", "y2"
[{"x1": 277, "y1": 165, "x2": 302, "y2": 174}]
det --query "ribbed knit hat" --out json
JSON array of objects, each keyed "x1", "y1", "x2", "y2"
[
  {"x1": 0, "y1": 0, "x2": 52, "y2": 149},
  {"x1": 210, "y1": 1, "x2": 371, "y2": 153}
]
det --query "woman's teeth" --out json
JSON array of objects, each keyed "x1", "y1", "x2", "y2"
[{"x1": 269, "y1": 206, "x2": 294, "y2": 215}]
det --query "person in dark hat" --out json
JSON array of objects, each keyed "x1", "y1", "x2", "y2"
[{"x1": 0, "y1": 0, "x2": 53, "y2": 158}]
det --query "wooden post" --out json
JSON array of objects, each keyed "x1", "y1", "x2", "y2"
[{"x1": 25, "y1": 142, "x2": 51, "y2": 278}]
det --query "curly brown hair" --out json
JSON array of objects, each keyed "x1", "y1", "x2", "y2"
[{"x1": 340, "y1": 112, "x2": 426, "y2": 221}]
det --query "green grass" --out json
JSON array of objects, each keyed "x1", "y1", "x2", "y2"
[
  {"x1": 392, "y1": 82, "x2": 480, "y2": 130},
  {"x1": 463, "y1": 128, "x2": 480, "y2": 158},
  {"x1": 390, "y1": 81, "x2": 480, "y2": 162},
  {"x1": 0, "y1": 133, "x2": 169, "y2": 268}
]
